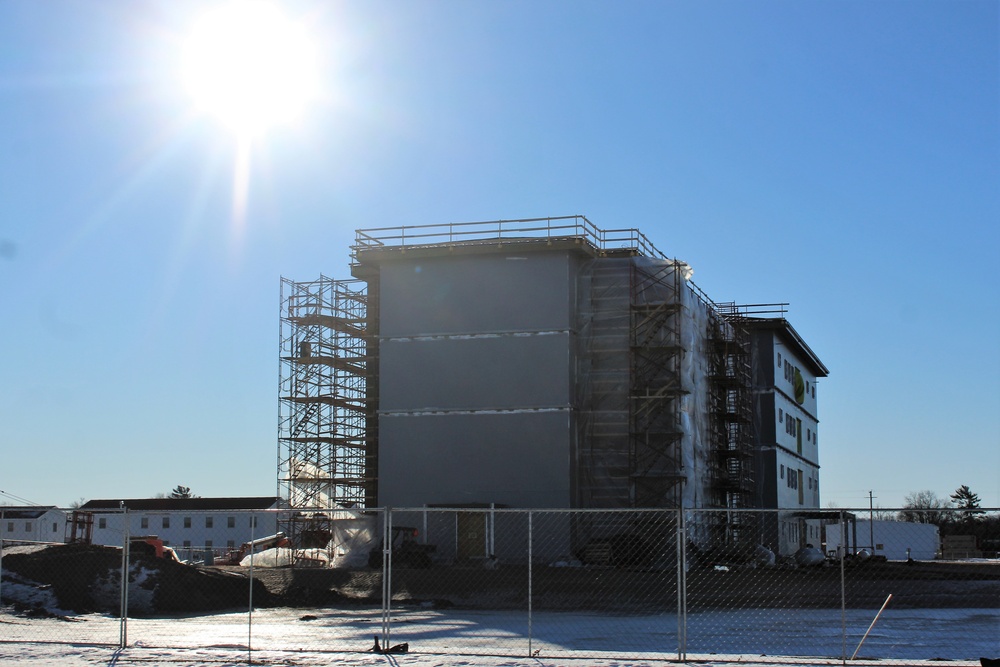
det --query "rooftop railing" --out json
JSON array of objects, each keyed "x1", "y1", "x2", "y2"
[
  {"x1": 350, "y1": 216, "x2": 788, "y2": 317},
  {"x1": 352, "y1": 215, "x2": 670, "y2": 261}
]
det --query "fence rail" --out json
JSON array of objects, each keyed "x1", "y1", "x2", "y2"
[{"x1": 1, "y1": 507, "x2": 998, "y2": 664}]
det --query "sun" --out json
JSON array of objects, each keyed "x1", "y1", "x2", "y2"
[{"x1": 180, "y1": 1, "x2": 320, "y2": 137}]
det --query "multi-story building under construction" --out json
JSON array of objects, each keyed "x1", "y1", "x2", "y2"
[{"x1": 277, "y1": 217, "x2": 826, "y2": 554}]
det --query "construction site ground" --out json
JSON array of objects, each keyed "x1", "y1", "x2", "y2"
[
  {"x1": 235, "y1": 558, "x2": 1000, "y2": 612},
  {"x1": 2, "y1": 544, "x2": 998, "y2": 616}
]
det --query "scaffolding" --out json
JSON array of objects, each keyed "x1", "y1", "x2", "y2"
[
  {"x1": 707, "y1": 304, "x2": 756, "y2": 543},
  {"x1": 628, "y1": 259, "x2": 688, "y2": 508},
  {"x1": 277, "y1": 276, "x2": 376, "y2": 549},
  {"x1": 576, "y1": 257, "x2": 632, "y2": 507}
]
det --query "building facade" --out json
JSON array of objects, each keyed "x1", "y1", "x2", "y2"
[
  {"x1": 278, "y1": 217, "x2": 827, "y2": 557},
  {"x1": 0, "y1": 506, "x2": 67, "y2": 544},
  {"x1": 79, "y1": 497, "x2": 282, "y2": 562},
  {"x1": 824, "y1": 520, "x2": 940, "y2": 561},
  {"x1": 748, "y1": 318, "x2": 829, "y2": 554}
]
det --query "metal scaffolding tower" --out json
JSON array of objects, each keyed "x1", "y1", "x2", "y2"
[
  {"x1": 577, "y1": 257, "x2": 633, "y2": 508},
  {"x1": 629, "y1": 260, "x2": 687, "y2": 508},
  {"x1": 278, "y1": 276, "x2": 375, "y2": 548},
  {"x1": 707, "y1": 304, "x2": 755, "y2": 543}
]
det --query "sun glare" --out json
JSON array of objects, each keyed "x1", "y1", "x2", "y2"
[{"x1": 180, "y1": 2, "x2": 320, "y2": 137}]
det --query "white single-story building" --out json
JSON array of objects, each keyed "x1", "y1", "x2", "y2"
[
  {"x1": 0, "y1": 506, "x2": 68, "y2": 544},
  {"x1": 78, "y1": 497, "x2": 284, "y2": 562},
  {"x1": 824, "y1": 519, "x2": 940, "y2": 561}
]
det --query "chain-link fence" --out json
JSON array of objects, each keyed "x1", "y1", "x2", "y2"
[{"x1": 1, "y1": 507, "x2": 998, "y2": 664}]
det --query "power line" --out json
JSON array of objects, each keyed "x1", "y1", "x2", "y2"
[{"x1": 0, "y1": 489, "x2": 42, "y2": 506}]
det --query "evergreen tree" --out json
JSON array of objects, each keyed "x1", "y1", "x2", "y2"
[{"x1": 950, "y1": 485, "x2": 983, "y2": 523}]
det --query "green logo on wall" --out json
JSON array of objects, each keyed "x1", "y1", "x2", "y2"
[{"x1": 793, "y1": 368, "x2": 806, "y2": 404}]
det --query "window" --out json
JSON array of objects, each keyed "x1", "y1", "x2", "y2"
[
  {"x1": 780, "y1": 464, "x2": 784, "y2": 479},
  {"x1": 162, "y1": 540, "x2": 170, "y2": 546},
  {"x1": 227, "y1": 540, "x2": 235, "y2": 550},
  {"x1": 6, "y1": 522, "x2": 12, "y2": 532},
  {"x1": 250, "y1": 516, "x2": 258, "y2": 528},
  {"x1": 777, "y1": 352, "x2": 782, "y2": 367},
  {"x1": 52, "y1": 522, "x2": 58, "y2": 532},
  {"x1": 227, "y1": 516, "x2": 235, "y2": 528},
  {"x1": 141, "y1": 517, "x2": 149, "y2": 529},
  {"x1": 25, "y1": 522, "x2": 32, "y2": 532},
  {"x1": 183, "y1": 540, "x2": 191, "y2": 548},
  {"x1": 807, "y1": 428, "x2": 811, "y2": 442},
  {"x1": 205, "y1": 540, "x2": 213, "y2": 549},
  {"x1": 98, "y1": 518, "x2": 107, "y2": 529},
  {"x1": 784, "y1": 361, "x2": 803, "y2": 386},
  {"x1": 183, "y1": 517, "x2": 192, "y2": 529},
  {"x1": 205, "y1": 516, "x2": 213, "y2": 529},
  {"x1": 163, "y1": 517, "x2": 170, "y2": 529},
  {"x1": 778, "y1": 408, "x2": 783, "y2": 423}
]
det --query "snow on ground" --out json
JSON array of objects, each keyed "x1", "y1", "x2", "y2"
[
  {"x1": 1, "y1": 606, "x2": 998, "y2": 667},
  {"x1": 0, "y1": 643, "x2": 996, "y2": 667}
]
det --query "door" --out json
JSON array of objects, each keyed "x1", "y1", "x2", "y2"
[{"x1": 457, "y1": 512, "x2": 486, "y2": 559}]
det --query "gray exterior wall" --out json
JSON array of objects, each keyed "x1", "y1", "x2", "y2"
[
  {"x1": 375, "y1": 250, "x2": 582, "y2": 509},
  {"x1": 378, "y1": 253, "x2": 575, "y2": 336},
  {"x1": 379, "y1": 412, "x2": 573, "y2": 507},
  {"x1": 380, "y1": 334, "x2": 571, "y2": 410}
]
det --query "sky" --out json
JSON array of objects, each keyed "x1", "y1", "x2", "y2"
[{"x1": 0, "y1": 0, "x2": 997, "y2": 511}]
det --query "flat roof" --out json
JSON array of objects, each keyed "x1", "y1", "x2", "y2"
[
  {"x1": 0, "y1": 506, "x2": 58, "y2": 519},
  {"x1": 79, "y1": 497, "x2": 282, "y2": 512}
]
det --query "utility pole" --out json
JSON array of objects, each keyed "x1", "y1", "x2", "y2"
[{"x1": 868, "y1": 490, "x2": 876, "y2": 552}]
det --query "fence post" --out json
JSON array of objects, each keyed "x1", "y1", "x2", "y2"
[
  {"x1": 527, "y1": 509, "x2": 533, "y2": 658},
  {"x1": 119, "y1": 503, "x2": 129, "y2": 648},
  {"x1": 677, "y1": 509, "x2": 686, "y2": 661},
  {"x1": 839, "y1": 510, "x2": 847, "y2": 663},
  {"x1": 247, "y1": 509, "x2": 256, "y2": 663},
  {"x1": 381, "y1": 508, "x2": 392, "y2": 649},
  {"x1": 0, "y1": 507, "x2": 5, "y2": 610}
]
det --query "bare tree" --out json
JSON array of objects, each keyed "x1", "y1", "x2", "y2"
[
  {"x1": 899, "y1": 490, "x2": 951, "y2": 525},
  {"x1": 871, "y1": 506, "x2": 896, "y2": 521}
]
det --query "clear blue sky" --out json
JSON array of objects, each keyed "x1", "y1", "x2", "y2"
[{"x1": 1, "y1": 0, "x2": 997, "y2": 511}]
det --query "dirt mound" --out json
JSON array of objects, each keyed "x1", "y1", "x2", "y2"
[{"x1": 1, "y1": 543, "x2": 273, "y2": 616}]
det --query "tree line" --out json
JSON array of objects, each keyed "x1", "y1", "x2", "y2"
[{"x1": 896, "y1": 485, "x2": 997, "y2": 544}]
